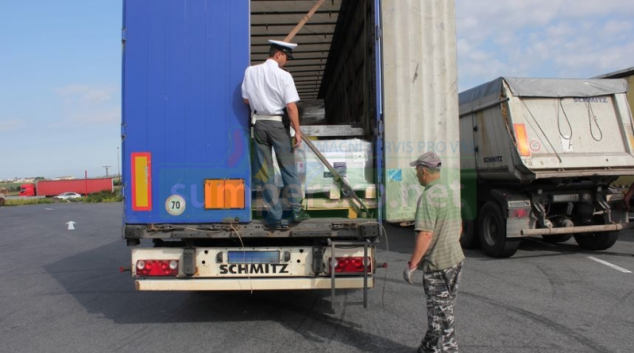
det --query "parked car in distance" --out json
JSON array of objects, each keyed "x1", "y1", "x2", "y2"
[{"x1": 53, "y1": 192, "x2": 82, "y2": 200}]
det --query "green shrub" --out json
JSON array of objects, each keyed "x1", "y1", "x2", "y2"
[{"x1": 84, "y1": 190, "x2": 123, "y2": 203}]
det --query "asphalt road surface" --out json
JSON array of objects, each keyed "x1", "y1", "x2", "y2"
[{"x1": 1, "y1": 203, "x2": 633, "y2": 353}]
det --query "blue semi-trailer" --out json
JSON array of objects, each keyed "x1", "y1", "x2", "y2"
[{"x1": 121, "y1": 0, "x2": 459, "y2": 295}]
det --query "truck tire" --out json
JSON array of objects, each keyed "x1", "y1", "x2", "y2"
[
  {"x1": 541, "y1": 234, "x2": 573, "y2": 243},
  {"x1": 461, "y1": 219, "x2": 478, "y2": 249},
  {"x1": 460, "y1": 201, "x2": 479, "y2": 249},
  {"x1": 478, "y1": 201, "x2": 519, "y2": 258},
  {"x1": 573, "y1": 232, "x2": 618, "y2": 251}
]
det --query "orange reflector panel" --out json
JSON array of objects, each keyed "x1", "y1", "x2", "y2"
[
  {"x1": 205, "y1": 179, "x2": 225, "y2": 209},
  {"x1": 225, "y1": 179, "x2": 245, "y2": 209},
  {"x1": 513, "y1": 124, "x2": 531, "y2": 157},
  {"x1": 131, "y1": 152, "x2": 152, "y2": 211},
  {"x1": 204, "y1": 179, "x2": 245, "y2": 209}
]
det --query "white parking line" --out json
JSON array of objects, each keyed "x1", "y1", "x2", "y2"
[{"x1": 587, "y1": 256, "x2": 632, "y2": 273}]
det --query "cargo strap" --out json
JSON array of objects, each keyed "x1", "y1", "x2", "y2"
[{"x1": 302, "y1": 137, "x2": 371, "y2": 217}]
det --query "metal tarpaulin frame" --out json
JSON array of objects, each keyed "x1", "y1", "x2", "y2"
[
  {"x1": 505, "y1": 77, "x2": 628, "y2": 97},
  {"x1": 459, "y1": 77, "x2": 629, "y2": 116}
]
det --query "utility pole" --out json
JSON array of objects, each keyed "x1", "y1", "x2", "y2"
[
  {"x1": 103, "y1": 165, "x2": 111, "y2": 177},
  {"x1": 117, "y1": 147, "x2": 121, "y2": 178}
]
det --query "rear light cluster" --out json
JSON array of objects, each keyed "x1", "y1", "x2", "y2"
[
  {"x1": 510, "y1": 208, "x2": 529, "y2": 218},
  {"x1": 329, "y1": 257, "x2": 372, "y2": 273},
  {"x1": 136, "y1": 260, "x2": 179, "y2": 276},
  {"x1": 513, "y1": 123, "x2": 531, "y2": 157}
]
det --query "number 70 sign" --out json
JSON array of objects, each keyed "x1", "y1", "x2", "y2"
[{"x1": 165, "y1": 195, "x2": 186, "y2": 216}]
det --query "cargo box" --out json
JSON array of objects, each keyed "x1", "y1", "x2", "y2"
[{"x1": 269, "y1": 138, "x2": 374, "y2": 197}]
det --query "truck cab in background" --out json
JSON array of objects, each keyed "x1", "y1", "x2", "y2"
[{"x1": 19, "y1": 184, "x2": 36, "y2": 197}]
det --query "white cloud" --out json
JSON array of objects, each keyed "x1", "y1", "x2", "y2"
[
  {"x1": 56, "y1": 84, "x2": 114, "y2": 103},
  {"x1": 545, "y1": 23, "x2": 576, "y2": 39},
  {"x1": 457, "y1": 0, "x2": 634, "y2": 31},
  {"x1": 492, "y1": 32, "x2": 517, "y2": 47},
  {"x1": 54, "y1": 84, "x2": 120, "y2": 125},
  {"x1": 0, "y1": 119, "x2": 26, "y2": 132},
  {"x1": 602, "y1": 20, "x2": 633, "y2": 36},
  {"x1": 456, "y1": 0, "x2": 634, "y2": 90}
]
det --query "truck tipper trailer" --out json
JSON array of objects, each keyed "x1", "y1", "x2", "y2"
[
  {"x1": 459, "y1": 77, "x2": 634, "y2": 258},
  {"x1": 122, "y1": 0, "x2": 459, "y2": 292}
]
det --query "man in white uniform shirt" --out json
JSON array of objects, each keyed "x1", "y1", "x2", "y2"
[{"x1": 241, "y1": 40, "x2": 310, "y2": 229}]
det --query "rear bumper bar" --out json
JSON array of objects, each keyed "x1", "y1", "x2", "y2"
[
  {"x1": 521, "y1": 222, "x2": 634, "y2": 236},
  {"x1": 135, "y1": 277, "x2": 374, "y2": 291}
]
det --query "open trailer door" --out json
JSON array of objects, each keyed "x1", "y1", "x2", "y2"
[{"x1": 380, "y1": 0, "x2": 460, "y2": 223}]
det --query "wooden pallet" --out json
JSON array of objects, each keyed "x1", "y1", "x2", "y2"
[{"x1": 251, "y1": 195, "x2": 377, "y2": 219}]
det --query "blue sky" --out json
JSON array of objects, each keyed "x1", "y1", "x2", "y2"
[
  {"x1": 0, "y1": 1, "x2": 121, "y2": 180},
  {"x1": 1, "y1": 0, "x2": 633, "y2": 180}
]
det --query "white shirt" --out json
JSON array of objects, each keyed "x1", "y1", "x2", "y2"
[{"x1": 241, "y1": 59, "x2": 300, "y2": 115}]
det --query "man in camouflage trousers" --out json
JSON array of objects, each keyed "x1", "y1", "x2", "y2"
[{"x1": 403, "y1": 152, "x2": 465, "y2": 352}]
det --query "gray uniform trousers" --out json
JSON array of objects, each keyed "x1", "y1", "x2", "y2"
[
  {"x1": 252, "y1": 120, "x2": 302, "y2": 223},
  {"x1": 419, "y1": 261, "x2": 463, "y2": 353}
]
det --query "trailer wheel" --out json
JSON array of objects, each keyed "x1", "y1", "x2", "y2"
[
  {"x1": 573, "y1": 232, "x2": 618, "y2": 251},
  {"x1": 478, "y1": 201, "x2": 519, "y2": 258},
  {"x1": 460, "y1": 201, "x2": 479, "y2": 249},
  {"x1": 461, "y1": 219, "x2": 478, "y2": 249},
  {"x1": 541, "y1": 234, "x2": 573, "y2": 243}
]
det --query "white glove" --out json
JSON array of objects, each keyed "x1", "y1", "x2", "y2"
[{"x1": 403, "y1": 262, "x2": 417, "y2": 284}]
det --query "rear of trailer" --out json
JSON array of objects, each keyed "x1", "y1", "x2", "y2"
[
  {"x1": 36, "y1": 178, "x2": 114, "y2": 196},
  {"x1": 459, "y1": 77, "x2": 634, "y2": 257},
  {"x1": 122, "y1": 0, "x2": 459, "y2": 293}
]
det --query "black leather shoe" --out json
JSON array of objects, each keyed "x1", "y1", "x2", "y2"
[
  {"x1": 265, "y1": 220, "x2": 289, "y2": 230},
  {"x1": 291, "y1": 209, "x2": 311, "y2": 223}
]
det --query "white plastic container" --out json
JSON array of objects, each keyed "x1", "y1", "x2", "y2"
[{"x1": 272, "y1": 139, "x2": 374, "y2": 197}]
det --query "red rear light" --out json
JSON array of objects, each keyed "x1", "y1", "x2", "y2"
[
  {"x1": 328, "y1": 257, "x2": 372, "y2": 273},
  {"x1": 136, "y1": 260, "x2": 179, "y2": 276},
  {"x1": 511, "y1": 208, "x2": 529, "y2": 218}
]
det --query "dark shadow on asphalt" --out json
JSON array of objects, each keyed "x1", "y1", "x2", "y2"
[
  {"x1": 467, "y1": 237, "x2": 634, "y2": 261},
  {"x1": 615, "y1": 232, "x2": 634, "y2": 243},
  {"x1": 382, "y1": 224, "x2": 493, "y2": 260},
  {"x1": 382, "y1": 224, "x2": 633, "y2": 261},
  {"x1": 512, "y1": 237, "x2": 634, "y2": 259},
  {"x1": 45, "y1": 239, "x2": 413, "y2": 352}
]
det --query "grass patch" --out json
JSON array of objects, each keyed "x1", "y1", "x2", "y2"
[
  {"x1": 4, "y1": 198, "x2": 56, "y2": 206},
  {"x1": 2, "y1": 190, "x2": 123, "y2": 207}
]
